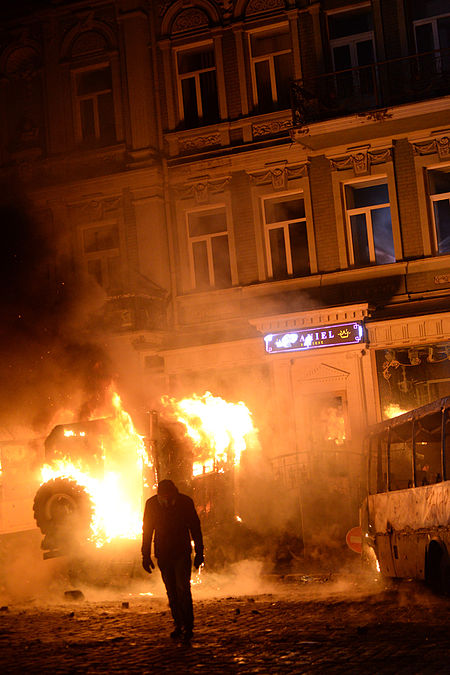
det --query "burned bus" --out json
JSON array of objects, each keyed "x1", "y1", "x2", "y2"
[{"x1": 361, "y1": 396, "x2": 450, "y2": 593}]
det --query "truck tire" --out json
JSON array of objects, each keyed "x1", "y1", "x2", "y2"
[{"x1": 33, "y1": 478, "x2": 93, "y2": 537}]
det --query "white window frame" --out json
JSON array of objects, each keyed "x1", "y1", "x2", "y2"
[
  {"x1": 262, "y1": 191, "x2": 310, "y2": 278},
  {"x1": 186, "y1": 204, "x2": 233, "y2": 290},
  {"x1": 414, "y1": 13, "x2": 450, "y2": 52},
  {"x1": 81, "y1": 220, "x2": 122, "y2": 290},
  {"x1": 428, "y1": 166, "x2": 450, "y2": 254},
  {"x1": 72, "y1": 62, "x2": 116, "y2": 143},
  {"x1": 248, "y1": 22, "x2": 292, "y2": 109},
  {"x1": 175, "y1": 40, "x2": 217, "y2": 124},
  {"x1": 344, "y1": 177, "x2": 394, "y2": 266}
]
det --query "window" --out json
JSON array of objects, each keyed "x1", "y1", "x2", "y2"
[
  {"x1": 176, "y1": 43, "x2": 219, "y2": 128},
  {"x1": 328, "y1": 6, "x2": 376, "y2": 99},
  {"x1": 389, "y1": 422, "x2": 414, "y2": 491},
  {"x1": 263, "y1": 194, "x2": 310, "y2": 279},
  {"x1": 249, "y1": 24, "x2": 293, "y2": 113},
  {"x1": 428, "y1": 166, "x2": 450, "y2": 253},
  {"x1": 187, "y1": 207, "x2": 232, "y2": 290},
  {"x1": 344, "y1": 179, "x2": 395, "y2": 266},
  {"x1": 83, "y1": 224, "x2": 121, "y2": 292},
  {"x1": 414, "y1": 412, "x2": 442, "y2": 486},
  {"x1": 75, "y1": 66, "x2": 116, "y2": 144},
  {"x1": 413, "y1": 1, "x2": 450, "y2": 72}
]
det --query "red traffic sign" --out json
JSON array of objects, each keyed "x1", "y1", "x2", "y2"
[{"x1": 346, "y1": 526, "x2": 362, "y2": 554}]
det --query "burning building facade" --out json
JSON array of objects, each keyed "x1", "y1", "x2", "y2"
[{"x1": 1, "y1": 0, "x2": 450, "y2": 555}]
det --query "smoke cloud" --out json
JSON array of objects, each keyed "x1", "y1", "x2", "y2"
[{"x1": 0, "y1": 183, "x2": 114, "y2": 433}]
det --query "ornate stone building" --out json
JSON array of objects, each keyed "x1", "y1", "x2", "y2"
[{"x1": 1, "y1": 0, "x2": 450, "y2": 544}]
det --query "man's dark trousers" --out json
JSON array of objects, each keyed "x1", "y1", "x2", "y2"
[{"x1": 158, "y1": 553, "x2": 194, "y2": 631}]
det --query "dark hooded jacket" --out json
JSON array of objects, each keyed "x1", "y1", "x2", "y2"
[{"x1": 141, "y1": 487, "x2": 203, "y2": 562}]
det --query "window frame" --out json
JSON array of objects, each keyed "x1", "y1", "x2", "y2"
[
  {"x1": 414, "y1": 12, "x2": 450, "y2": 52},
  {"x1": 262, "y1": 191, "x2": 310, "y2": 279},
  {"x1": 427, "y1": 164, "x2": 450, "y2": 254},
  {"x1": 174, "y1": 39, "x2": 219, "y2": 126},
  {"x1": 247, "y1": 22, "x2": 293, "y2": 111},
  {"x1": 71, "y1": 62, "x2": 118, "y2": 145},
  {"x1": 185, "y1": 203, "x2": 235, "y2": 291},
  {"x1": 342, "y1": 174, "x2": 398, "y2": 267},
  {"x1": 80, "y1": 220, "x2": 123, "y2": 292}
]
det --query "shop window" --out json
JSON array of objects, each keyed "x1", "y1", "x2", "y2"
[
  {"x1": 344, "y1": 179, "x2": 395, "y2": 266},
  {"x1": 328, "y1": 6, "x2": 376, "y2": 100},
  {"x1": 74, "y1": 66, "x2": 116, "y2": 145},
  {"x1": 414, "y1": 411, "x2": 443, "y2": 486},
  {"x1": 263, "y1": 194, "x2": 310, "y2": 279},
  {"x1": 249, "y1": 24, "x2": 293, "y2": 113},
  {"x1": 187, "y1": 207, "x2": 232, "y2": 290},
  {"x1": 176, "y1": 43, "x2": 219, "y2": 128},
  {"x1": 389, "y1": 422, "x2": 413, "y2": 491},
  {"x1": 428, "y1": 166, "x2": 450, "y2": 254},
  {"x1": 413, "y1": 0, "x2": 450, "y2": 72},
  {"x1": 83, "y1": 224, "x2": 121, "y2": 292}
]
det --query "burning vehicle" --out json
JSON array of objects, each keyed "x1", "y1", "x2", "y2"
[{"x1": 22, "y1": 391, "x2": 262, "y2": 572}]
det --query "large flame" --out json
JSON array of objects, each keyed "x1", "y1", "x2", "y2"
[
  {"x1": 384, "y1": 403, "x2": 408, "y2": 419},
  {"x1": 164, "y1": 392, "x2": 256, "y2": 476},
  {"x1": 40, "y1": 390, "x2": 153, "y2": 547}
]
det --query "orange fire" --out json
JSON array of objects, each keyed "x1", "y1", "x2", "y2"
[
  {"x1": 40, "y1": 390, "x2": 153, "y2": 547},
  {"x1": 164, "y1": 392, "x2": 257, "y2": 476},
  {"x1": 384, "y1": 403, "x2": 408, "y2": 419}
]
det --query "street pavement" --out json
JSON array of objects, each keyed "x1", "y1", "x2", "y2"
[{"x1": 0, "y1": 563, "x2": 449, "y2": 674}]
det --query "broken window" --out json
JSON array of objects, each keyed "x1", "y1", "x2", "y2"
[
  {"x1": 344, "y1": 179, "x2": 395, "y2": 266},
  {"x1": 187, "y1": 207, "x2": 232, "y2": 290},
  {"x1": 369, "y1": 431, "x2": 388, "y2": 494},
  {"x1": 414, "y1": 411, "x2": 443, "y2": 485},
  {"x1": 428, "y1": 166, "x2": 450, "y2": 254},
  {"x1": 263, "y1": 194, "x2": 310, "y2": 279},
  {"x1": 388, "y1": 421, "x2": 413, "y2": 491},
  {"x1": 176, "y1": 44, "x2": 219, "y2": 128},
  {"x1": 249, "y1": 24, "x2": 293, "y2": 113},
  {"x1": 75, "y1": 66, "x2": 116, "y2": 145}
]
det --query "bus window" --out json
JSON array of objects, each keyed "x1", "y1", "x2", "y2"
[
  {"x1": 414, "y1": 410, "x2": 442, "y2": 486},
  {"x1": 389, "y1": 421, "x2": 413, "y2": 491},
  {"x1": 369, "y1": 432, "x2": 388, "y2": 494},
  {"x1": 444, "y1": 408, "x2": 450, "y2": 481}
]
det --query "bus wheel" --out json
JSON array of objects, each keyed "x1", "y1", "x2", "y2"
[{"x1": 33, "y1": 478, "x2": 93, "y2": 550}]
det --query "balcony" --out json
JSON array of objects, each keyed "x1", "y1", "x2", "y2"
[{"x1": 291, "y1": 48, "x2": 450, "y2": 128}]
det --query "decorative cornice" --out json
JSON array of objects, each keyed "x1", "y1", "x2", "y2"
[
  {"x1": 412, "y1": 136, "x2": 450, "y2": 160},
  {"x1": 252, "y1": 116, "x2": 293, "y2": 138},
  {"x1": 249, "y1": 303, "x2": 371, "y2": 334},
  {"x1": 174, "y1": 176, "x2": 231, "y2": 203},
  {"x1": 329, "y1": 148, "x2": 392, "y2": 176},
  {"x1": 247, "y1": 164, "x2": 308, "y2": 189},
  {"x1": 178, "y1": 133, "x2": 221, "y2": 153}
]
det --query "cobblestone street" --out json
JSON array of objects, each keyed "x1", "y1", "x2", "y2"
[{"x1": 1, "y1": 564, "x2": 449, "y2": 674}]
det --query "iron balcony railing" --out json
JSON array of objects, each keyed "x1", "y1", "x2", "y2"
[{"x1": 291, "y1": 47, "x2": 450, "y2": 128}]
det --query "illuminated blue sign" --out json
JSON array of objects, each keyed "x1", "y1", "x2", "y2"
[{"x1": 264, "y1": 321, "x2": 364, "y2": 353}]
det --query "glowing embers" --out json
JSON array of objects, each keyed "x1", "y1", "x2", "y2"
[
  {"x1": 164, "y1": 392, "x2": 256, "y2": 476},
  {"x1": 39, "y1": 390, "x2": 152, "y2": 548}
]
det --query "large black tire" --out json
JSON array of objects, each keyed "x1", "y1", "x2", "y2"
[{"x1": 33, "y1": 478, "x2": 93, "y2": 538}]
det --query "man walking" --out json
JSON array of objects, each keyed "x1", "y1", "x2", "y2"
[{"x1": 142, "y1": 479, "x2": 204, "y2": 642}]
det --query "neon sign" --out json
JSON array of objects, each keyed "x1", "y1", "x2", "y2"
[{"x1": 264, "y1": 321, "x2": 364, "y2": 354}]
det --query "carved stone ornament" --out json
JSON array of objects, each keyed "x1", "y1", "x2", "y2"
[
  {"x1": 68, "y1": 196, "x2": 122, "y2": 223},
  {"x1": 174, "y1": 176, "x2": 231, "y2": 203},
  {"x1": 246, "y1": 0, "x2": 285, "y2": 15},
  {"x1": 330, "y1": 148, "x2": 392, "y2": 176},
  {"x1": 252, "y1": 118, "x2": 293, "y2": 138},
  {"x1": 172, "y1": 8, "x2": 209, "y2": 33},
  {"x1": 248, "y1": 164, "x2": 308, "y2": 189},
  {"x1": 179, "y1": 133, "x2": 221, "y2": 153},
  {"x1": 413, "y1": 137, "x2": 450, "y2": 160}
]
